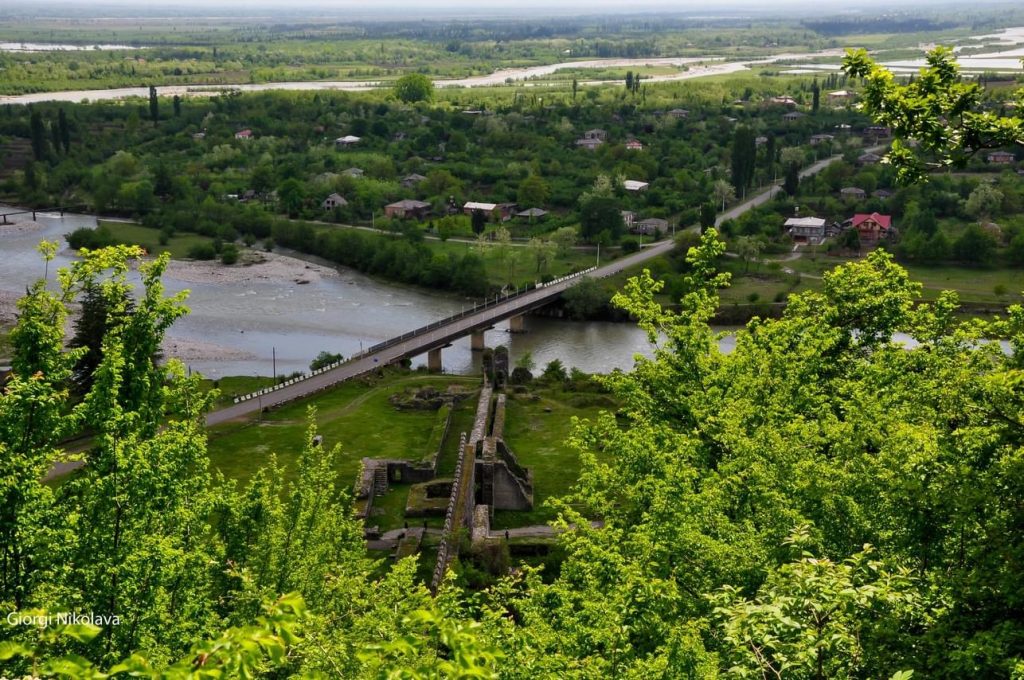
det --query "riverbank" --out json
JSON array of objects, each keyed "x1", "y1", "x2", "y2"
[{"x1": 163, "y1": 250, "x2": 337, "y2": 286}]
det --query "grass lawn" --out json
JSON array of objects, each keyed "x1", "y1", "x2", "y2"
[
  {"x1": 199, "y1": 376, "x2": 277, "y2": 410},
  {"x1": 435, "y1": 395, "x2": 480, "y2": 477},
  {"x1": 787, "y1": 253, "x2": 1024, "y2": 305},
  {"x1": 494, "y1": 384, "x2": 616, "y2": 528},
  {"x1": 206, "y1": 370, "x2": 478, "y2": 487},
  {"x1": 98, "y1": 220, "x2": 216, "y2": 260}
]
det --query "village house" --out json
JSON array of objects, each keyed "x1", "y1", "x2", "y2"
[
  {"x1": 401, "y1": 173, "x2": 427, "y2": 188},
  {"x1": 864, "y1": 126, "x2": 892, "y2": 139},
  {"x1": 192, "y1": 132, "x2": 206, "y2": 140},
  {"x1": 632, "y1": 217, "x2": 668, "y2": 236},
  {"x1": 873, "y1": 189, "x2": 894, "y2": 199},
  {"x1": 667, "y1": 108, "x2": 690, "y2": 119},
  {"x1": 857, "y1": 152, "x2": 883, "y2": 166},
  {"x1": 234, "y1": 129, "x2": 253, "y2": 140},
  {"x1": 851, "y1": 212, "x2": 893, "y2": 243},
  {"x1": 575, "y1": 137, "x2": 604, "y2": 150},
  {"x1": 785, "y1": 216, "x2": 827, "y2": 245},
  {"x1": 515, "y1": 207, "x2": 548, "y2": 220},
  {"x1": 322, "y1": 193, "x2": 348, "y2": 210},
  {"x1": 755, "y1": 136, "x2": 769, "y2": 147},
  {"x1": 810, "y1": 134, "x2": 835, "y2": 146},
  {"x1": 464, "y1": 201, "x2": 516, "y2": 221},
  {"x1": 621, "y1": 210, "x2": 637, "y2": 229},
  {"x1": 782, "y1": 111, "x2": 805, "y2": 121},
  {"x1": 987, "y1": 151, "x2": 1016, "y2": 164},
  {"x1": 841, "y1": 187, "x2": 867, "y2": 200},
  {"x1": 827, "y1": 90, "x2": 854, "y2": 105},
  {"x1": 623, "y1": 180, "x2": 650, "y2": 192},
  {"x1": 334, "y1": 135, "x2": 361, "y2": 148},
  {"x1": 768, "y1": 95, "x2": 797, "y2": 108},
  {"x1": 384, "y1": 199, "x2": 432, "y2": 220},
  {"x1": 342, "y1": 167, "x2": 364, "y2": 178},
  {"x1": 625, "y1": 138, "x2": 644, "y2": 151},
  {"x1": 582, "y1": 128, "x2": 607, "y2": 141}
]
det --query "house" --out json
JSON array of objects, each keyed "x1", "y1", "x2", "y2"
[
  {"x1": 857, "y1": 152, "x2": 883, "y2": 166},
  {"x1": 810, "y1": 134, "x2": 835, "y2": 146},
  {"x1": 667, "y1": 108, "x2": 690, "y2": 119},
  {"x1": 342, "y1": 167, "x2": 364, "y2": 178},
  {"x1": 401, "y1": 173, "x2": 427, "y2": 188},
  {"x1": 192, "y1": 132, "x2": 206, "y2": 140},
  {"x1": 240, "y1": 189, "x2": 257, "y2": 202},
  {"x1": 755, "y1": 136, "x2": 769, "y2": 146},
  {"x1": 384, "y1": 199, "x2": 431, "y2": 220},
  {"x1": 334, "y1": 135, "x2": 361, "y2": 148},
  {"x1": 582, "y1": 128, "x2": 607, "y2": 141},
  {"x1": 873, "y1": 189, "x2": 894, "y2": 199},
  {"x1": 769, "y1": 95, "x2": 797, "y2": 108},
  {"x1": 625, "y1": 138, "x2": 644, "y2": 151},
  {"x1": 623, "y1": 180, "x2": 649, "y2": 192},
  {"x1": 464, "y1": 201, "x2": 516, "y2": 221},
  {"x1": 827, "y1": 90, "x2": 854, "y2": 105},
  {"x1": 864, "y1": 126, "x2": 892, "y2": 139},
  {"x1": 234, "y1": 129, "x2": 253, "y2": 140},
  {"x1": 575, "y1": 137, "x2": 604, "y2": 150},
  {"x1": 782, "y1": 111, "x2": 805, "y2": 121},
  {"x1": 322, "y1": 193, "x2": 348, "y2": 210},
  {"x1": 987, "y1": 151, "x2": 1016, "y2": 164},
  {"x1": 621, "y1": 210, "x2": 637, "y2": 228},
  {"x1": 841, "y1": 187, "x2": 867, "y2": 200},
  {"x1": 516, "y1": 207, "x2": 548, "y2": 220},
  {"x1": 851, "y1": 212, "x2": 893, "y2": 242},
  {"x1": 632, "y1": 217, "x2": 668, "y2": 236},
  {"x1": 785, "y1": 216, "x2": 827, "y2": 244}
]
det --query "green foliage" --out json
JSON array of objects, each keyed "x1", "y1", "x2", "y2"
[
  {"x1": 393, "y1": 73, "x2": 434, "y2": 103},
  {"x1": 842, "y1": 46, "x2": 1024, "y2": 183},
  {"x1": 309, "y1": 350, "x2": 343, "y2": 371}
]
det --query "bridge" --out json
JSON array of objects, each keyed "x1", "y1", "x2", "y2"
[{"x1": 206, "y1": 238, "x2": 677, "y2": 426}]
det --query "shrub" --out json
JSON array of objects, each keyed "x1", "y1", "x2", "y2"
[
  {"x1": 220, "y1": 244, "x2": 239, "y2": 265},
  {"x1": 187, "y1": 243, "x2": 217, "y2": 260}
]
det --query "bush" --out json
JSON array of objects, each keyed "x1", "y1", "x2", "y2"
[
  {"x1": 621, "y1": 238, "x2": 640, "y2": 253},
  {"x1": 310, "y1": 350, "x2": 343, "y2": 371},
  {"x1": 220, "y1": 244, "x2": 239, "y2": 265},
  {"x1": 187, "y1": 243, "x2": 217, "y2": 260}
]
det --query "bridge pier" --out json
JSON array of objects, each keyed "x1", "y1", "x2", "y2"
[
  {"x1": 470, "y1": 330, "x2": 486, "y2": 351},
  {"x1": 427, "y1": 347, "x2": 443, "y2": 372},
  {"x1": 508, "y1": 315, "x2": 526, "y2": 334}
]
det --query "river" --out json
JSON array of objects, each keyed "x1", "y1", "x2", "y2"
[{"x1": 0, "y1": 207, "x2": 663, "y2": 377}]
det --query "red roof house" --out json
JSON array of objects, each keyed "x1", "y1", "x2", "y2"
[
  {"x1": 234, "y1": 129, "x2": 253, "y2": 140},
  {"x1": 851, "y1": 213, "x2": 893, "y2": 242}
]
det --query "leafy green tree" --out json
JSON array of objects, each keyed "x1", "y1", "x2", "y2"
[
  {"x1": 562, "y1": 277, "x2": 606, "y2": 319},
  {"x1": 393, "y1": 73, "x2": 434, "y2": 103},
  {"x1": 57, "y1": 108, "x2": 70, "y2": 153},
  {"x1": 277, "y1": 178, "x2": 305, "y2": 217},
  {"x1": 783, "y1": 162, "x2": 800, "y2": 197},
  {"x1": 843, "y1": 47, "x2": 1024, "y2": 183},
  {"x1": 148, "y1": 85, "x2": 158, "y2": 124},
  {"x1": 952, "y1": 224, "x2": 996, "y2": 264},
  {"x1": 29, "y1": 110, "x2": 47, "y2": 161},
  {"x1": 730, "y1": 126, "x2": 757, "y2": 195},
  {"x1": 965, "y1": 183, "x2": 1004, "y2": 221},
  {"x1": 579, "y1": 195, "x2": 624, "y2": 241},
  {"x1": 517, "y1": 174, "x2": 550, "y2": 208}
]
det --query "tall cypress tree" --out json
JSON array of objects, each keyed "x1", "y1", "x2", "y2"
[
  {"x1": 29, "y1": 109, "x2": 47, "y2": 161},
  {"x1": 812, "y1": 78, "x2": 821, "y2": 113},
  {"x1": 58, "y1": 107, "x2": 70, "y2": 153},
  {"x1": 730, "y1": 126, "x2": 756, "y2": 195},
  {"x1": 149, "y1": 85, "x2": 159, "y2": 124}
]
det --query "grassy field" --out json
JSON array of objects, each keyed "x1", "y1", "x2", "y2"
[
  {"x1": 206, "y1": 370, "x2": 478, "y2": 487},
  {"x1": 786, "y1": 253, "x2": 1024, "y2": 304},
  {"x1": 494, "y1": 385, "x2": 615, "y2": 528},
  {"x1": 98, "y1": 221, "x2": 216, "y2": 260}
]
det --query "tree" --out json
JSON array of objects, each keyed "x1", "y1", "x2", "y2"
[
  {"x1": 69, "y1": 282, "x2": 130, "y2": 393},
  {"x1": 811, "y1": 77, "x2": 821, "y2": 113},
  {"x1": 730, "y1": 126, "x2": 757, "y2": 195},
  {"x1": 625, "y1": 71, "x2": 634, "y2": 92},
  {"x1": 29, "y1": 109, "x2": 47, "y2": 161},
  {"x1": 734, "y1": 235, "x2": 762, "y2": 272},
  {"x1": 57, "y1": 108, "x2": 70, "y2": 153},
  {"x1": 550, "y1": 226, "x2": 578, "y2": 256},
  {"x1": 713, "y1": 179, "x2": 736, "y2": 212},
  {"x1": 579, "y1": 194, "x2": 624, "y2": 241},
  {"x1": 783, "y1": 161, "x2": 800, "y2": 197},
  {"x1": 562, "y1": 277, "x2": 605, "y2": 319},
  {"x1": 528, "y1": 237, "x2": 556, "y2": 274},
  {"x1": 277, "y1": 178, "x2": 305, "y2": 217},
  {"x1": 172, "y1": 94, "x2": 181, "y2": 117},
  {"x1": 393, "y1": 73, "x2": 434, "y2": 103},
  {"x1": 952, "y1": 224, "x2": 996, "y2": 264},
  {"x1": 517, "y1": 174, "x2": 550, "y2": 208},
  {"x1": 965, "y1": 183, "x2": 1004, "y2": 221},
  {"x1": 572, "y1": 78, "x2": 578, "y2": 101},
  {"x1": 148, "y1": 85, "x2": 158, "y2": 124},
  {"x1": 843, "y1": 46, "x2": 1024, "y2": 183},
  {"x1": 700, "y1": 201, "x2": 717, "y2": 232},
  {"x1": 471, "y1": 208, "x2": 487, "y2": 235}
]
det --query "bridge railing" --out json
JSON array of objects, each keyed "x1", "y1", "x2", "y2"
[{"x1": 231, "y1": 266, "x2": 597, "y2": 406}]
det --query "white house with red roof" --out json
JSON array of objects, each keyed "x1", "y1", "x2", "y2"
[
  {"x1": 851, "y1": 213, "x2": 893, "y2": 243},
  {"x1": 234, "y1": 129, "x2": 253, "y2": 140}
]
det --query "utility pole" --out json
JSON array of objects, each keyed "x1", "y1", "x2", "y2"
[
  {"x1": 272, "y1": 346, "x2": 276, "y2": 385},
  {"x1": 596, "y1": 243, "x2": 601, "y2": 267}
]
